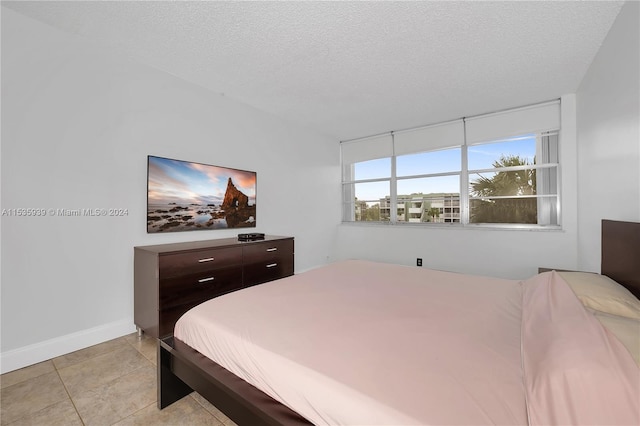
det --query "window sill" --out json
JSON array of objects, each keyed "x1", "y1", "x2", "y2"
[{"x1": 340, "y1": 221, "x2": 563, "y2": 232}]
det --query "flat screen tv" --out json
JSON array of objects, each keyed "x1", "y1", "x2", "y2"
[{"x1": 147, "y1": 155, "x2": 257, "y2": 233}]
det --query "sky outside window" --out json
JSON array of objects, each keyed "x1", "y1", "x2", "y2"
[
  {"x1": 468, "y1": 135, "x2": 536, "y2": 170},
  {"x1": 397, "y1": 175, "x2": 460, "y2": 196},
  {"x1": 354, "y1": 158, "x2": 390, "y2": 180},
  {"x1": 397, "y1": 147, "x2": 461, "y2": 176},
  {"x1": 352, "y1": 135, "x2": 536, "y2": 201},
  {"x1": 354, "y1": 181, "x2": 390, "y2": 201}
]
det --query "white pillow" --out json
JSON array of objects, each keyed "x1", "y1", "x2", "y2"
[{"x1": 558, "y1": 271, "x2": 640, "y2": 320}]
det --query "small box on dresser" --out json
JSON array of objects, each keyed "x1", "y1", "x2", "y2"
[{"x1": 135, "y1": 235, "x2": 294, "y2": 339}]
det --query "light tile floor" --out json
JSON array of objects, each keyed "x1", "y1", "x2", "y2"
[{"x1": 0, "y1": 333, "x2": 238, "y2": 426}]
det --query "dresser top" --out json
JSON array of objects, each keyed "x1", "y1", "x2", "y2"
[{"x1": 135, "y1": 235, "x2": 293, "y2": 254}]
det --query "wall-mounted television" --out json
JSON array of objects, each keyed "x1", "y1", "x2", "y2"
[{"x1": 147, "y1": 155, "x2": 257, "y2": 233}]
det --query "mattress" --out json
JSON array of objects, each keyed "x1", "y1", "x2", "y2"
[{"x1": 174, "y1": 260, "x2": 639, "y2": 425}]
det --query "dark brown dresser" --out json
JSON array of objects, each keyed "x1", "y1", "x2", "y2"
[{"x1": 134, "y1": 235, "x2": 294, "y2": 338}]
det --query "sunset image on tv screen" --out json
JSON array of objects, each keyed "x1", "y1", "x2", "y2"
[{"x1": 147, "y1": 156, "x2": 256, "y2": 233}]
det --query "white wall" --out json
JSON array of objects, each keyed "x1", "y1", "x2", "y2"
[
  {"x1": 576, "y1": 1, "x2": 640, "y2": 272},
  {"x1": 0, "y1": 8, "x2": 340, "y2": 373}
]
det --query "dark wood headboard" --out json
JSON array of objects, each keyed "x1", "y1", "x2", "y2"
[{"x1": 601, "y1": 219, "x2": 640, "y2": 299}]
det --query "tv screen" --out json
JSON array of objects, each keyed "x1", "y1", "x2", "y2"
[{"x1": 147, "y1": 155, "x2": 257, "y2": 233}]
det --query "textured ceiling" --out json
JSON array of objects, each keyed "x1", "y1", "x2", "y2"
[{"x1": 3, "y1": 1, "x2": 625, "y2": 140}]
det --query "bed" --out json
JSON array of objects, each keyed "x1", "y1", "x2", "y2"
[{"x1": 157, "y1": 219, "x2": 640, "y2": 425}]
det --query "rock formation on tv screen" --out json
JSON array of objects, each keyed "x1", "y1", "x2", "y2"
[
  {"x1": 222, "y1": 178, "x2": 249, "y2": 209},
  {"x1": 221, "y1": 177, "x2": 255, "y2": 228}
]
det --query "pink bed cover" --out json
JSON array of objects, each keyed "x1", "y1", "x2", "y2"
[{"x1": 174, "y1": 260, "x2": 639, "y2": 425}]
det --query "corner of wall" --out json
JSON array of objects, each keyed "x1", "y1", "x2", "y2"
[{"x1": 575, "y1": 0, "x2": 640, "y2": 271}]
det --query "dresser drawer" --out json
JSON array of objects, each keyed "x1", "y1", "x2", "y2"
[
  {"x1": 243, "y1": 239, "x2": 294, "y2": 286},
  {"x1": 243, "y1": 239, "x2": 293, "y2": 263},
  {"x1": 244, "y1": 261, "x2": 293, "y2": 286},
  {"x1": 159, "y1": 265, "x2": 243, "y2": 309},
  {"x1": 159, "y1": 247, "x2": 242, "y2": 278}
]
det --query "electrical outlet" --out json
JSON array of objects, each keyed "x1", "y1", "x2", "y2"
[{"x1": 416, "y1": 258, "x2": 422, "y2": 267}]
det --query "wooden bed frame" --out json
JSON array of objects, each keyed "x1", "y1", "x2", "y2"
[
  {"x1": 157, "y1": 219, "x2": 640, "y2": 425},
  {"x1": 601, "y1": 219, "x2": 640, "y2": 298},
  {"x1": 158, "y1": 337, "x2": 311, "y2": 425}
]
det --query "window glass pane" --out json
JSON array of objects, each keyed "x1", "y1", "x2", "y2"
[
  {"x1": 538, "y1": 195, "x2": 559, "y2": 226},
  {"x1": 397, "y1": 176, "x2": 460, "y2": 223},
  {"x1": 469, "y1": 198, "x2": 538, "y2": 224},
  {"x1": 395, "y1": 194, "x2": 461, "y2": 223},
  {"x1": 536, "y1": 167, "x2": 558, "y2": 195},
  {"x1": 354, "y1": 181, "x2": 390, "y2": 201},
  {"x1": 398, "y1": 175, "x2": 459, "y2": 196},
  {"x1": 342, "y1": 183, "x2": 355, "y2": 204},
  {"x1": 468, "y1": 135, "x2": 536, "y2": 171},
  {"x1": 354, "y1": 158, "x2": 391, "y2": 180},
  {"x1": 469, "y1": 169, "x2": 536, "y2": 198},
  {"x1": 353, "y1": 200, "x2": 389, "y2": 222},
  {"x1": 397, "y1": 148, "x2": 461, "y2": 176},
  {"x1": 352, "y1": 181, "x2": 390, "y2": 222},
  {"x1": 469, "y1": 165, "x2": 558, "y2": 225}
]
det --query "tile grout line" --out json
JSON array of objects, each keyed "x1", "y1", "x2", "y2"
[
  {"x1": 4, "y1": 333, "x2": 224, "y2": 425},
  {"x1": 108, "y1": 401, "x2": 157, "y2": 426},
  {"x1": 108, "y1": 334, "x2": 158, "y2": 425},
  {"x1": 126, "y1": 334, "x2": 229, "y2": 425},
  {"x1": 52, "y1": 357, "x2": 86, "y2": 426},
  {"x1": 1, "y1": 334, "x2": 151, "y2": 426},
  {"x1": 0, "y1": 362, "x2": 81, "y2": 425},
  {"x1": 52, "y1": 334, "x2": 144, "y2": 426}
]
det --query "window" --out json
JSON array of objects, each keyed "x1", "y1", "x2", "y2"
[
  {"x1": 467, "y1": 132, "x2": 558, "y2": 225},
  {"x1": 396, "y1": 148, "x2": 461, "y2": 223},
  {"x1": 341, "y1": 100, "x2": 561, "y2": 227},
  {"x1": 343, "y1": 151, "x2": 392, "y2": 222}
]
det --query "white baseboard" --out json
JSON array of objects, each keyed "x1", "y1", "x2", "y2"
[{"x1": 1, "y1": 319, "x2": 137, "y2": 374}]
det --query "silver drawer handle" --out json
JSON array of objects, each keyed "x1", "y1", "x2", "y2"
[
  {"x1": 266, "y1": 263, "x2": 278, "y2": 268},
  {"x1": 198, "y1": 257, "x2": 215, "y2": 263},
  {"x1": 266, "y1": 248, "x2": 278, "y2": 252},
  {"x1": 198, "y1": 277, "x2": 215, "y2": 283}
]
